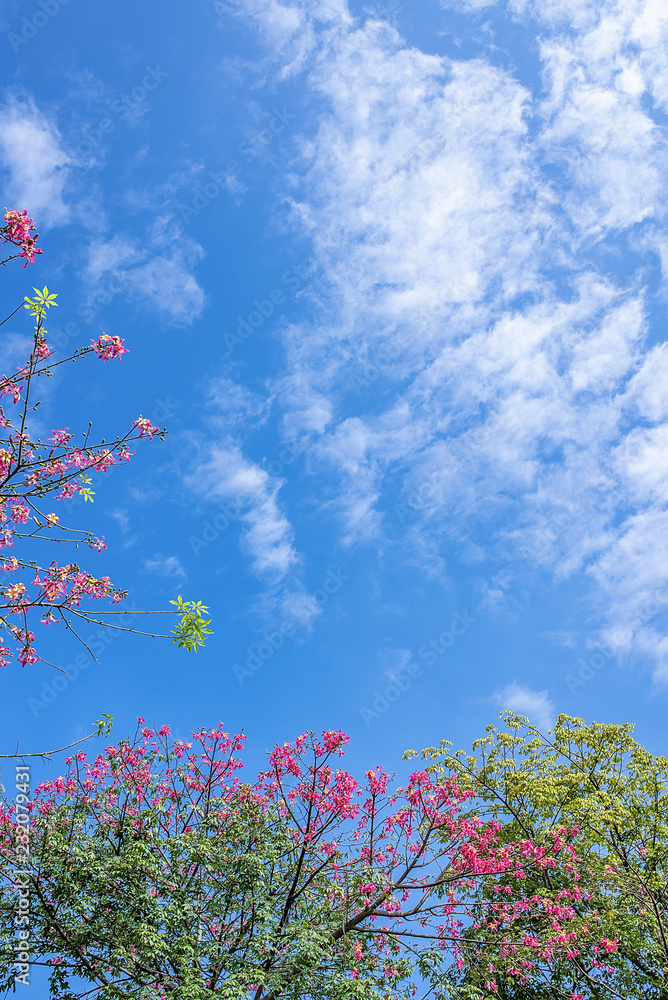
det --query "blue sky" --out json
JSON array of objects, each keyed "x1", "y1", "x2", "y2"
[{"x1": 2, "y1": 0, "x2": 668, "y2": 808}]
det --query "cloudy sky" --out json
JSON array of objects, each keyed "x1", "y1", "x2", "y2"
[{"x1": 2, "y1": 0, "x2": 668, "y2": 809}]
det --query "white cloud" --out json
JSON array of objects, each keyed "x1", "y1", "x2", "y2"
[
  {"x1": 205, "y1": 378, "x2": 268, "y2": 433},
  {"x1": 273, "y1": 586, "x2": 321, "y2": 627},
  {"x1": 222, "y1": 0, "x2": 668, "y2": 680},
  {"x1": 0, "y1": 97, "x2": 71, "y2": 226},
  {"x1": 441, "y1": 0, "x2": 498, "y2": 10},
  {"x1": 128, "y1": 249, "x2": 205, "y2": 324},
  {"x1": 0, "y1": 332, "x2": 32, "y2": 373},
  {"x1": 247, "y1": 569, "x2": 322, "y2": 631},
  {"x1": 82, "y1": 225, "x2": 205, "y2": 325},
  {"x1": 0, "y1": 90, "x2": 204, "y2": 326},
  {"x1": 191, "y1": 441, "x2": 322, "y2": 629},
  {"x1": 218, "y1": 0, "x2": 352, "y2": 79},
  {"x1": 84, "y1": 235, "x2": 139, "y2": 282},
  {"x1": 109, "y1": 508, "x2": 130, "y2": 532},
  {"x1": 144, "y1": 555, "x2": 187, "y2": 581},
  {"x1": 590, "y1": 509, "x2": 668, "y2": 658},
  {"x1": 189, "y1": 373, "x2": 321, "y2": 628},
  {"x1": 191, "y1": 443, "x2": 298, "y2": 580},
  {"x1": 493, "y1": 681, "x2": 555, "y2": 731},
  {"x1": 448, "y1": 1, "x2": 668, "y2": 114},
  {"x1": 625, "y1": 342, "x2": 668, "y2": 423}
]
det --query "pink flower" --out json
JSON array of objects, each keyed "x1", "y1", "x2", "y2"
[
  {"x1": 34, "y1": 342, "x2": 52, "y2": 360},
  {"x1": 133, "y1": 416, "x2": 160, "y2": 440},
  {"x1": 49, "y1": 429, "x2": 73, "y2": 448},
  {"x1": 90, "y1": 333, "x2": 129, "y2": 362},
  {"x1": 366, "y1": 768, "x2": 388, "y2": 795},
  {"x1": 6, "y1": 582, "x2": 27, "y2": 602},
  {"x1": 322, "y1": 729, "x2": 349, "y2": 753},
  {"x1": 17, "y1": 644, "x2": 39, "y2": 666},
  {"x1": 2, "y1": 210, "x2": 42, "y2": 266},
  {"x1": 9, "y1": 503, "x2": 29, "y2": 524},
  {"x1": 599, "y1": 937, "x2": 618, "y2": 954}
]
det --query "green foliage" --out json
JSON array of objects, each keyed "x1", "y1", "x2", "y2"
[
  {"x1": 23, "y1": 285, "x2": 58, "y2": 319},
  {"x1": 78, "y1": 473, "x2": 95, "y2": 503},
  {"x1": 23, "y1": 285, "x2": 57, "y2": 342},
  {"x1": 170, "y1": 597, "x2": 214, "y2": 652},
  {"x1": 93, "y1": 714, "x2": 114, "y2": 737},
  {"x1": 6, "y1": 714, "x2": 668, "y2": 999},
  {"x1": 417, "y1": 713, "x2": 668, "y2": 999}
]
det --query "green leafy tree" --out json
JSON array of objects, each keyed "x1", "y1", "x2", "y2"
[{"x1": 416, "y1": 713, "x2": 668, "y2": 999}]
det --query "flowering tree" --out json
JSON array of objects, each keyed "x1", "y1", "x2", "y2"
[
  {"x1": 0, "y1": 210, "x2": 211, "y2": 675},
  {"x1": 418, "y1": 713, "x2": 668, "y2": 999},
  {"x1": 0, "y1": 722, "x2": 616, "y2": 999}
]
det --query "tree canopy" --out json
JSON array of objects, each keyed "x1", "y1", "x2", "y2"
[
  {"x1": 417, "y1": 713, "x2": 668, "y2": 999},
  {"x1": 0, "y1": 719, "x2": 634, "y2": 1000}
]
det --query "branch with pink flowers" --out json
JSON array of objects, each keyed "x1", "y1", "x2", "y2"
[
  {"x1": 0, "y1": 210, "x2": 42, "y2": 268},
  {"x1": 0, "y1": 215, "x2": 211, "y2": 675}
]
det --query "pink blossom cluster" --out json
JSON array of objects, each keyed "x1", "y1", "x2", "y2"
[
  {"x1": 133, "y1": 416, "x2": 161, "y2": 440},
  {"x1": 1, "y1": 209, "x2": 42, "y2": 266},
  {"x1": 90, "y1": 333, "x2": 129, "y2": 362}
]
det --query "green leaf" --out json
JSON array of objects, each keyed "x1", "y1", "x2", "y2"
[
  {"x1": 170, "y1": 597, "x2": 214, "y2": 653},
  {"x1": 94, "y1": 714, "x2": 113, "y2": 737}
]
